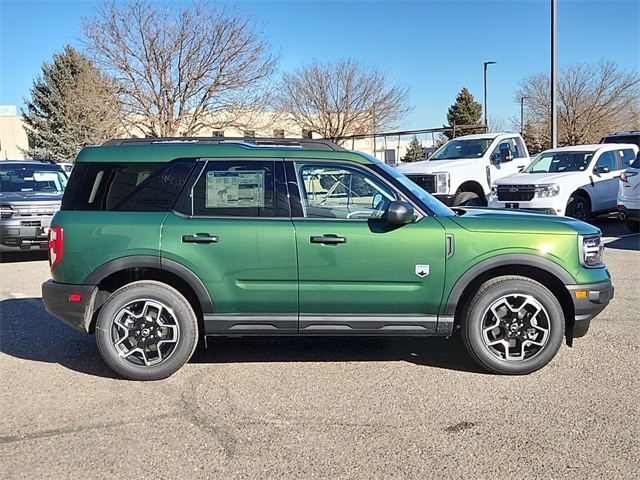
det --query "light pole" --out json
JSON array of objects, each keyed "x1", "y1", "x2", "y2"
[
  {"x1": 483, "y1": 61, "x2": 496, "y2": 129},
  {"x1": 520, "y1": 96, "x2": 529, "y2": 135}
]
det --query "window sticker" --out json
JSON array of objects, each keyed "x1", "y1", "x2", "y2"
[{"x1": 206, "y1": 170, "x2": 265, "y2": 208}]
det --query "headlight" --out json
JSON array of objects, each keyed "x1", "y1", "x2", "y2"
[
  {"x1": 0, "y1": 204, "x2": 14, "y2": 219},
  {"x1": 534, "y1": 184, "x2": 560, "y2": 197},
  {"x1": 434, "y1": 172, "x2": 449, "y2": 194},
  {"x1": 489, "y1": 185, "x2": 498, "y2": 198},
  {"x1": 579, "y1": 234, "x2": 604, "y2": 268}
]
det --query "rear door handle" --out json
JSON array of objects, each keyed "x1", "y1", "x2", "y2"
[
  {"x1": 310, "y1": 235, "x2": 346, "y2": 245},
  {"x1": 182, "y1": 234, "x2": 219, "y2": 244}
]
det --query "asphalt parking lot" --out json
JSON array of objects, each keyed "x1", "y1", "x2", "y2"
[{"x1": 1, "y1": 215, "x2": 638, "y2": 479}]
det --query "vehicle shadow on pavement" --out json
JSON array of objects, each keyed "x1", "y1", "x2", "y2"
[
  {"x1": 190, "y1": 336, "x2": 486, "y2": 374},
  {"x1": 0, "y1": 297, "x2": 119, "y2": 379},
  {"x1": 0, "y1": 297, "x2": 486, "y2": 377}
]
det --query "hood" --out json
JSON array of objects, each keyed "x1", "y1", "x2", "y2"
[
  {"x1": 449, "y1": 206, "x2": 599, "y2": 236},
  {"x1": 397, "y1": 157, "x2": 477, "y2": 174},
  {"x1": 493, "y1": 171, "x2": 587, "y2": 186}
]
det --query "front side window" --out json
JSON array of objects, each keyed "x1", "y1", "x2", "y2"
[
  {"x1": 295, "y1": 162, "x2": 398, "y2": 220},
  {"x1": 489, "y1": 137, "x2": 524, "y2": 162}
]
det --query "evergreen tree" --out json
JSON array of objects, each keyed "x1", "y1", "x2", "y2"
[
  {"x1": 444, "y1": 88, "x2": 483, "y2": 139},
  {"x1": 22, "y1": 45, "x2": 121, "y2": 161},
  {"x1": 401, "y1": 135, "x2": 424, "y2": 162}
]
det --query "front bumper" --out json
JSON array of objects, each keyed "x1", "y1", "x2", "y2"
[
  {"x1": 566, "y1": 280, "x2": 614, "y2": 338},
  {"x1": 0, "y1": 225, "x2": 50, "y2": 252},
  {"x1": 42, "y1": 280, "x2": 98, "y2": 333}
]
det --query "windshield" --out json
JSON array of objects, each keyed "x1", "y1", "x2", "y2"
[
  {"x1": 429, "y1": 138, "x2": 492, "y2": 160},
  {"x1": 372, "y1": 158, "x2": 455, "y2": 217},
  {"x1": 524, "y1": 151, "x2": 593, "y2": 173},
  {"x1": 0, "y1": 167, "x2": 68, "y2": 193}
]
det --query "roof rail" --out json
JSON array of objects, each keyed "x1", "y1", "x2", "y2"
[{"x1": 102, "y1": 136, "x2": 346, "y2": 151}]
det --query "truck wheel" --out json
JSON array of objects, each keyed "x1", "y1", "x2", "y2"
[
  {"x1": 454, "y1": 191, "x2": 485, "y2": 207},
  {"x1": 95, "y1": 280, "x2": 198, "y2": 381},
  {"x1": 566, "y1": 193, "x2": 590, "y2": 221},
  {"x1": 460, "y1": 276, "x2": 564, "y2": 375}
]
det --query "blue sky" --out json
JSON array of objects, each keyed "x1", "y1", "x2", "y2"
[{"x1": 1, "y1": 0, "x2": 638, "y2": 131}]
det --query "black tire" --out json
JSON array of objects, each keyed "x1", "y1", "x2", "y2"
[
  {"x1": 95, "y1": 280, "x2": 198, "y2": 381},
  {"x1": 625, "y1": 219, "x2": 640, "y2": 233},
  {"x1": 454, "y1": 191, "x2": 485, "y2": 207},
  {"x1": 566, "y1": 193, "x2": 590, "y2": 221},
  {"x1": 460, "y1": 276, "x2": 565, "y2": 375}
]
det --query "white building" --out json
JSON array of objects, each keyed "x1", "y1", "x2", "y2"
[{"x1": 1, "y1": 105, "x2": 435, "y2": 164}]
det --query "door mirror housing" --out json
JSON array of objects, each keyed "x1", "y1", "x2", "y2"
[{"x1": 385, "y1": 200, "x2": 414, "y2": 224}]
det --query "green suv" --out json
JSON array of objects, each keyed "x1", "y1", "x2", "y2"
[{"x1": 42, "y1": 138, "x2": 614, "y2": 380}]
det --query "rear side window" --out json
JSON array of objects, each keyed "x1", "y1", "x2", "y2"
[
  {"x1": 62, "y1": 160, "x2": 194, "y2": 211},
  {"x1": 189, "y1": 160, "x2": 287, "y2": 218}
]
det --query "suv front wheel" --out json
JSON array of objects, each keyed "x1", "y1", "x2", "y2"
[
  {"x1": 95, "y1": 281, "x2": 198, "y2": 381},
  {"x1": 460, "y1": 276, "x2": 565, "y2": 374}
]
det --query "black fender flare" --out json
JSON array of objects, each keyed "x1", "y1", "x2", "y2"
[
  {"x1": 443, "y1": 253, "x2": 575, "y2": 317},
  {"x1": 84, "y1": 255, "x2": 214, "y2": 314}
]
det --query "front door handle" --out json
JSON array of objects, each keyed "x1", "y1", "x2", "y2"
[
  {"x1": 182, "y1": 234, "x2": 219, "y2": 244},
  {"x1": 310, "y1": 235, "x2": 346, "y2": 245}
]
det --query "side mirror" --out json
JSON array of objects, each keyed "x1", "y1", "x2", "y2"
[
  {"x1": 594, "y1": 165, "x2": 610, "y2": 174},
  {"x1": 385, "y1": 200, "x2": 414, "y2": 224},
  {"x1": 500, "y1": 147, "x2": 513, "y2": 163}
]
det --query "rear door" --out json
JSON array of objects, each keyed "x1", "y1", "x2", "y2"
[
  {"x1": 161, "y1": 158, "x2": 298, "y2": 334},
  {"x1": 590, "y1": 149, "x2": 632, "y2": 212}
]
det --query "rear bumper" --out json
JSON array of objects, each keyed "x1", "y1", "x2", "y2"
[
  {"x1": 567, "y1": 280, "x2": 614, "y2": 338},
  {"x1": 42, "y1": 280, "x2": 97, "y2": 333}
]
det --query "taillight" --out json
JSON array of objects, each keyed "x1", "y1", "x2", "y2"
[
  {"x1": 620, "y1": 171, "x2": 638, "y2": 183},
  {"x1": 48, "y1": 226, "x2": 63, "y2": 269}
]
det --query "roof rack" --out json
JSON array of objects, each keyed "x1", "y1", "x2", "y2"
[{"x1": 102, "y1": 136, "x2": 346, "y2": 151}]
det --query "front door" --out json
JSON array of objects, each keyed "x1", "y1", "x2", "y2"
[{"x1": 290, "y1": 161, "x2": 447, "y2": 335}]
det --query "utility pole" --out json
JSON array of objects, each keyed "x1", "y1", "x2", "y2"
[{"x1": 483, "y1": 61, "x2": 497, "y2": 129}]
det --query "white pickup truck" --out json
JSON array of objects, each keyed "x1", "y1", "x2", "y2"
[{"x1": 397, "y1": 132, "x2": 531, "y2": 206}]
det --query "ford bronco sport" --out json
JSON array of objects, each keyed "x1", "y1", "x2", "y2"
[{"x1": 42, "y1": 137, "x2": 614, "y2": 380}]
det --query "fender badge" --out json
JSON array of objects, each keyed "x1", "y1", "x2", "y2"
[{"x1": 415, "y1": 265, "x2": 430, "y2": 277}]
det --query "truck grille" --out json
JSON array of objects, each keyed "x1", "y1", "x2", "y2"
[
  {"x1": 497, "y1": 185, "x2": 536, "y2": 201},
  {"x1": 406, "y1": 174, "x2": 436, "y2": 193}
]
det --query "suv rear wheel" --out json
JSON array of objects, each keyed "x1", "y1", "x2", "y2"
[
  {"x1": 460, "y1": 276, "x2": 564, "y2": 374},
  {"x1": 95, "y1": 281, "x2": 198, "y2": 381}
]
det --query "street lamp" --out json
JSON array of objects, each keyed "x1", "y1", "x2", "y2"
[
  {"x1": 483, "y1": 61, "x2": 497, "y2": 128},
  {"x1": 520, "y1": 96, "x2": 529, "y2": 135}
]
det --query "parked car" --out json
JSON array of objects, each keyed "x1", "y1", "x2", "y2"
[
  {"x1": 618, "y1": 151, "x2": 640, "y2": 233},
  {"x1": 42, "y1": 137, "x2": 613, "y2": 380},
  {"x1": 0, "y1": 160, "x2": 67, "y2": 252},
  {"x1": 600, "y1": 131, "x2": 640, "y2": 148},
  {"x1": 488, "y1": 143, "x2": 638, "y2": 221}
]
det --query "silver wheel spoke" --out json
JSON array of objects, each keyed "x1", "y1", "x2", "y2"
[
  {"x1": 110, "y1": 298, "x2": 180, "y2": 367},
  {"x1": 481, "y1": 293, "x2": 550, "y2": 362}
]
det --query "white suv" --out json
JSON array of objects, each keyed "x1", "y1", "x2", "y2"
[
  {"x1": 618, "y1": 152, "x2": 640, "y2": 232},
  {"x1": 488, "y1": 144, "x2": 638, "y2": 221}
]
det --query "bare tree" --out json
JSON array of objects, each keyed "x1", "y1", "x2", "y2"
[
  {"x1": 516, "y1": 60, "x2": 640, "y2": 147},
  {"x1": 82, "y1": 0, "x2": 278, "y2": 137},
  {"x1": 274, "y1": 59, "x2": 412, "y2": 143}
]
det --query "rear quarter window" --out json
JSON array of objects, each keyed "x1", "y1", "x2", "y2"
[{"x1": 62, "y1": 160, "x2": 195, "y2": 211}]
